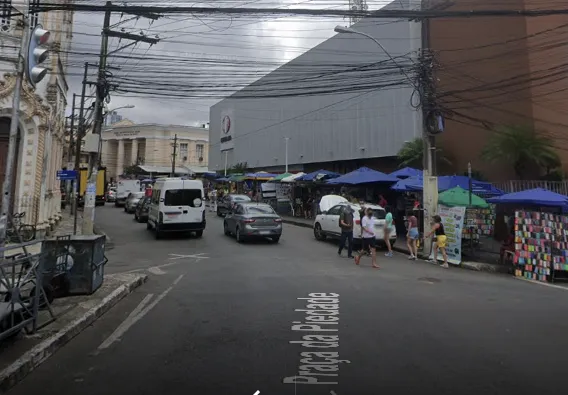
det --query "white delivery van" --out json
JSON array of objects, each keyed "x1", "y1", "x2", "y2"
[
  {"x1": 115, "y1": 179, "x2": 141, "y2": 207},
  {"x1": 147, "y1": 178, "x2": 206, "y2": 239}
]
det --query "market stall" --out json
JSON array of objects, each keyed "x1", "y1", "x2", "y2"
[
  {"x1": 488, "y1": 188, "x2": 568, "y2": 283},
  {"x1": 389, "y1": 167, "x2": 421, "y2": 179}
]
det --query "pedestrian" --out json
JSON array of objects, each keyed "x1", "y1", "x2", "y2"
[
  {"x1": 355, "y1": 207, "x2": 380, "y2": 269},
  {"x1": 383, "y1": 208, "x2": 394, "y2": 257},
  {"x1": 378, "y1": 194, "x2": 387, "y2": 208},
  {"x1": 210, "y1": 188, "x2": 217, "y2": 212},
  {"x1": 338, "y1": 205, "x2": 354, "y2": 258},
  {"x1": 425, "y1": 215, "x2": 449, "y2": 268},
  {"x1": 406, "y1": 212, "x2": 419, "y2": 260}
]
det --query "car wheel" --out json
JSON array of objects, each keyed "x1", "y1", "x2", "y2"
[
  {"x1": 155, "y1": 224, "x2": 161, "y2": 239},
  {"x1": 194, "y1": 230, "x2": 203, "y2": 238},
  {"x1": 314, "y1": 223, "x2": 326, "y2": 241},
  {"x1": 223, "y1": 221, "x2": 230, "y2": 236},
  {"x1": 124, "y1": 206, "x2": 127, "y2": 212},
  {"x1": 272, "y1": 236, "x2": 280, "y2": 243},
  {"x1": 235, "y1": 227, "x2": 243, "y2": 243},
  {"x1": 134, "y1": 213, "x2": 139, "y2": 222},
  {"x1": 146, "y1": 221, "x2": 152, "y2": 230},
  {"x1": 217, "y1": 207, "x2": 222, "y2": 217}
]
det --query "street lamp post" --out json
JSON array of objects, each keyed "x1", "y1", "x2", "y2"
[
  {"x1": 284, "y1": 137, "x2": 290, "y2": 173},
  {"x1": 334, "y1": 25, "x2": 438, "y2": 258}
]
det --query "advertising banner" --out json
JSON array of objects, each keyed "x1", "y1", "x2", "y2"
[
  {"x1": 429, "y1": 204, "x2": 466, "y2": 265},
  {"x1": 220, "y1": 109, "x2": 234, "y2": 151}
]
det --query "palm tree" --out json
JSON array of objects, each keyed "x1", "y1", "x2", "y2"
[
  {"x1": 482, "y1": 125, "x2": 561, "y2": 179},
  {"x1": 397, "y1": 138, "x2": 452, "y2": 170}
]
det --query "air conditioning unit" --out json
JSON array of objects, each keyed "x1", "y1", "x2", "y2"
[{"x1": 199, "y1": 157, "x2": 203, "y2": 162}]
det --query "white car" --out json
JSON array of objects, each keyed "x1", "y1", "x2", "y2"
[{"x1": 313, "y1": 195, "x2": 396, "y2": 248}]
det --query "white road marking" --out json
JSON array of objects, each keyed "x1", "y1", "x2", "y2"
[
  {"x1": 168, "y1": 253, "x2": 209, "y2": 260},
  {"x1": 97, "y1": 274, "x2": 184, "y2": 351},
  {"x1": 148, "y1": 266, "x2": 167, "y2": 275},
  {"x1": 330, "y1": 391, "x2": 338, "y2": 395},
  {"x1": 98, "y1": 293, "x2": 154, "y2": 350},
  {"x1": 253, "y1": 391, "x2": 260, "y2": 395}
]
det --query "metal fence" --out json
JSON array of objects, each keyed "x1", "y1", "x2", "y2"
[{"x1": 491, "y1": 180, "x2": 568, "y2": 195}]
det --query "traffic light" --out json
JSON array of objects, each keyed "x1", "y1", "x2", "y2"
[{"x1": 26, "y1": 24, "x2": 50, "y2": 88}]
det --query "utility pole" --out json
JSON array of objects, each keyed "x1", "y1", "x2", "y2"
[
  {"x1": 0, "y1": 17, "x2": 29, "y2": 258},
  {"x1": 67, "y1": 93, "x2": 76, "y2": 208},
  {"x1": 420, "y1": 0, "x2": 439, "y2": 259},
  {"x1": 171, "y1": 134, "x2": 178, "y2": 177},
  {"x1": 73, "y1": 63, "x2": 89, "y2": 234},
  {"x1": 82, "y1": 0, "x2": 160, "y2": 235},
  {"x1": 284, "y1": 137, "x2": 289, "y2": 173}
]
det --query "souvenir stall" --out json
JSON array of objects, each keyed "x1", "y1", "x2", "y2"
[
  {"x1": 327, "y1": 167, "x2": 398, "y2": 206},
  {"x1": 488, "y1": 188, "x2": 568, "y2": 283},
  {"x1": 292, "y1": 170, "x2": 341, "y2": 218}
]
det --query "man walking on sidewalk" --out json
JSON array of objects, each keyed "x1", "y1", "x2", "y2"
[{"x1": 338, "y1": 205, "x2": 354, "y2": 258}]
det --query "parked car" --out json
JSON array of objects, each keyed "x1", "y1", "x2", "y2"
[
  {"x1": 124, "y1": 191, "x2": 145, "y2": 213},
  {"x1": 223, "y1": 202, "x2": 282, "y2": 243},
  {"x1": 106, "y1": 187, "x2": 116, "y2": 202},
  {"x1": 134, "y1": 196, "x2": 151, "y2": 223},
  {"x1": 217, "y1": 194, "x2": 251, "y2": 217},
  {"x1": 313, "y1": 195, "x2": 396, "y2": 248}
]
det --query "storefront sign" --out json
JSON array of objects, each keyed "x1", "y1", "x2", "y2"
[
  {"x1": 276, "y1": 183, "x2": 291, "y2": 201},
  {"x1": 114, "y1": 130, "x2": 140, "y2": 137},
  {"x1": 429, "y1": 204, "x2": 466, "y2": 265},
  {"x1": 220, "y1": 109, "x2": 234, "y2": 151}
]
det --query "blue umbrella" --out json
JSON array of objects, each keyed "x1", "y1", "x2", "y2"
[
  {"x1": 390, "y1": 167, "x2": 422, "y2": 179},
  {"x1": 297, "y1": 169, "x2": 341, "y2": 182},
  {"x1": 327, "y1": 167, "x2": 398, "y2": 185},
  {"x1": 487, "y1": 188, "x2": 568, "y2": 208},
  {"x1": 391, "y1": 176, "x2": 423, "y2": 191}
]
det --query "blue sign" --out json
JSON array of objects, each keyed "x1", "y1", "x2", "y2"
[{"x1": 57, "y1": 170, "x2": 78, "y2": 180}]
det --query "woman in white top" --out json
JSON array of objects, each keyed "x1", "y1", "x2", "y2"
[{"x1": 354, "y1": 207, "x2": 380, "y2": 269}]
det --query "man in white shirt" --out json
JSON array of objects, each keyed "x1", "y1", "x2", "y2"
[{"x1": 355, "y1": 207, "x2": 380, "y2": 269}]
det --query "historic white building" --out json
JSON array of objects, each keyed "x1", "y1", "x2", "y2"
[
  {"x1": 0, "y1": 4, "x2": 73, "y2": 235},
  {"x1": 101, "y1": 120, "x2": 210, "y2": 180}
]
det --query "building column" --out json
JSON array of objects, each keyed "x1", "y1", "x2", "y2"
[
  {"x1": 116, "y1": 139, "x2": 125, "y2": 177},
  {"x1": 131, "y1": 139, "x2": 138, "y2": 166}
]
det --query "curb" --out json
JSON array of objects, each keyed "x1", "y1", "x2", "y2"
[
  {"x1": 0, "y1": 273, "x2": 148, "y2": 392},
  {"x1": 283, "y1": 218, "x2": 510, "y2": 274},
  {"x1": 94, "y1": 224, "x2": 114, "y2": 251}
]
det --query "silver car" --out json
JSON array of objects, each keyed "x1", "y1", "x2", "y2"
[
  {"x1": 124, "y1": 191, "x2": 145, "y2": 213},
  {"x1": 223, "y1": 202, "x2": 282, "y2": 243}
]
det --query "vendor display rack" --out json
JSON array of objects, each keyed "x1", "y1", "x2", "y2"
[{"x1": 513, "y1": 210, "x2": 568, "y2": 283}]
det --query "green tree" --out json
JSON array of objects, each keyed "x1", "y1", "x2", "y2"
[
  {"x1": 482, "y1": 125, "x2": 561, "y2": 179},
  {"x1": 123, "y1": 164, "x2": 145, "y2": 176},
  {"x1": 397, "y1": 138, "x2": 452, "y2": 170},
  {"x1": 227, "y1": 162, "x2": 249, "y2": 175}
]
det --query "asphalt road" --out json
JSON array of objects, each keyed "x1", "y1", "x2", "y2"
[{"x1": 7, "y1": 205, "x2": 568, "y2": 395}]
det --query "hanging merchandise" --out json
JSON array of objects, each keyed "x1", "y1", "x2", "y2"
[
  {"x1": 463, "y1": 206, "x2": 496, "y2": 241},
  {"x1": 513, "y1": 211, "x2": 568, "y2": 283},
  {"x1": 429, "y1": 204, "x2": 466, "y2": 265}
]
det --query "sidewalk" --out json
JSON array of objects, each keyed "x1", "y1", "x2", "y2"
[
  {"x1": 281, "y1": 215, "x2": 511, "y2": 274},
  {"x1": 0, "y1": 210, "x2": 133, "y2": 391}
]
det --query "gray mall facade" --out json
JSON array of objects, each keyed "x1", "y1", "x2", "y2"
[{"x1": 209, "y1": 3, "x2": 423, "y2": 174}]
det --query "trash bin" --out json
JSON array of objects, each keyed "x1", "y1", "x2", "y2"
[{"x1": 41, "y1": 235, "x2": 107, "y2": 295}]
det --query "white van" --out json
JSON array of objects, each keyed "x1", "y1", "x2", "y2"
[{"x1": 147, "y1": 178, "x2": 206, "y2": 239}]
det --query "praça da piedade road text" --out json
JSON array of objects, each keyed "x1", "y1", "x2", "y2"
[{"x1": 283, "y1": 293, "x2": 350, "y2": 386}]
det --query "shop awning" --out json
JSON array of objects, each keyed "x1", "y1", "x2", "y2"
[
  {"x1": 327, "y1": 167, "x2": 398, "y2": 185},
  {"x1": 390, "y1": 167, "x2": 422, "y2": 179},
  {"x1": 391, "y1": 175, "x2": 503, "y2": 195},
  {"x1": 487, "y1": 188, "x2": 568, "y2": 208},
  {"x1": 281, "y1": 172, "x2": 305, "y2": 182},
  {"x1": 244, "y1": 172, "x2": 278, "y2": 180},
  {"x1": 269, "y1": 172, "x2": 293, "y2": 182},
  {"x1": 438, "y1": 186, "x2": 489, "y2": 208},
  {"x1": 297, "y1": 170, "x2": 340, "y2": 182}
]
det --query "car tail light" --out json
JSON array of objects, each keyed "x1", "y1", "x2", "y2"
[
  {"x1": 274, "y1": 218, "x2": 282, "y2": 223},
  {"x1": 244, "y1": 219, "x2": 256, "y2": 223}
]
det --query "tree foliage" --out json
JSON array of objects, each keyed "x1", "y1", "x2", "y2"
[
  {"x1": 227, "y1": 162, "x2": 249, "y2": 175},
  {"x1": 397, "y1": 138, "x2": 452, "y2": 170},
  {"x1": 482, "y1": 125, "x2": 561, "y2": 179}
]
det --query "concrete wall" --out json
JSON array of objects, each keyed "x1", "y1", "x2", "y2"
[{"x1": 209, "y1": 0, "x2": 422, "y2": 172}]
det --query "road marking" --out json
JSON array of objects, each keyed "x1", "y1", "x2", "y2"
[
  {"x1": 97, "y1": 274, "x2": 184, "y2": 351},
  {"x1": 253, "y1": 391, "x2": 260, "y2": 395},
  {"x1": 168, "y1": 253, "x2": 209, "y2": 260},
  {"x1": 148, "y1": 266, "x2": 167, "y2": 275},
  {"x1": 330, "y1": 391, "x2": 338, "y2": 395},
  {"x1": 98, "y1": 293, "x2": 154, "y2": 350}
]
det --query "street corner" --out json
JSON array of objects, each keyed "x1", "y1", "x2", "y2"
[{"x1": 0, "y1": 272, "x2": 148, "y2": 392}]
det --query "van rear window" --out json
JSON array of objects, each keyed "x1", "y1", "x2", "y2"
[{"x1": 164, "y1": 189, "x2": 202, "y2": 207}]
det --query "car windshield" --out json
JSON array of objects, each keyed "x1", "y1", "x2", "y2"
[
  {"x1": 245, "y1": 205, "x2": 275, "y2": 215},
  {"x1": 232, "y1": 195, "x2": 251, "y2": 202},
  {"x1": 164, "y1": 189, "x2": 202, "y2": 207}
]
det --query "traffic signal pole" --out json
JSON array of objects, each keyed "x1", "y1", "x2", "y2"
[{"x1": 0, "y1": 18, "x2": 29, "y2": 258}]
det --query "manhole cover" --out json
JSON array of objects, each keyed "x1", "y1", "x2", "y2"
[{"x1": 418, "y1": 277, "x2": 441, "y2": 284}]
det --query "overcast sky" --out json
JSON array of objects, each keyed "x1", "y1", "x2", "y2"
[{"x1": 67, "y1": 1, "x2": 393, "y2": 126}]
